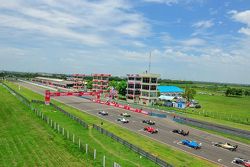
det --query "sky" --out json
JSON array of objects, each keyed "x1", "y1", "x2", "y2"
[{"x1": 0, "y1": 0, "x2": 250, "y2": 84}]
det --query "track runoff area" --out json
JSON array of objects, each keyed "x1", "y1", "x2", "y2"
[{"x1": 16, "y1": 81, "x2": 250, "y2": 167}]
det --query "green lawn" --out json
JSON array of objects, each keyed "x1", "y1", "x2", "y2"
[
  {"x1": 4, "y1": 81, "x2": 217, "y2": 167},
  {"x1": 194, "y1": 94, "x2": 250, "y2": 120},
  {"x1": 0, "y1": 85, "x2": 89, "y2": 167}
]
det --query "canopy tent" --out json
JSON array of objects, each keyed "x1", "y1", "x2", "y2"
[{"x1": 158, "y1": 95, "x2": 175, "y2": 101}]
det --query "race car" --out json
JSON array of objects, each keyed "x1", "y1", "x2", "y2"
[
  {"x1": 172, "y1": 129, "x2": 189, "y2": 136},
  {"x1": 142, "y1": 120, "x2": 155, "y2": 125},
  {"x1": 117, "y1": 118, "x2": 129, "y2": 123},
  {"x1": 144, "y1": 126, "x2": 158, "y2": 134},
  {"x1": 120, "y1": 113, "x2": 131, "y2": 117},
  {"x1": 232, "y1": 158, "x2": 250, "y2": 167},
  {"x1": 181, "y1": 140, "x2": 201, "y2": 149},
  {"x1": 98, "y1": 110, "x2": 108, "y2": 116},
  {"x1": 213, "y1": 142, "x2": 238, "y2": 151}
]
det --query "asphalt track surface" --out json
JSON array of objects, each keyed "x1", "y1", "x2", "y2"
[{"x1": 16, "y1": 81, "x2": 250, "y2": 167}]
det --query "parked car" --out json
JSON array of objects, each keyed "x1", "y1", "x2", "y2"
[
  {"x1": 142, "y1": 120, "x2": 155, "y2": 125},
  {"x1": 98, "y1": 110, "x2": 108, "y2": 116},
  {"x1": 213, "y1": 142, "x2": 238, "y2": 151},
  {"x1": 181, "y1": 140, "x2": 201, "y2": 149},
  {"x1": 172, "y1": 129, "x2": 189, "y2": 136},
  {"x1": 232, "y1": 158, "x2": 250, "y2": 167},
  {"x1": 144, "y1": 126, "x2": 158, "y2": 134},
  {"x1": 120, "y1": 113, "x2": 131, "y2": 117},
  {"x1": 117, "y1": 118, "x2": 129, "y2": 123}
]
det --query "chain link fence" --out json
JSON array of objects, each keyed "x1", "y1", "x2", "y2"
[
  {"x1": 173, "y1": 117, "x2": 250, "y2": 139},
  {"x1": 31, "y1": 100, "x2": 89, "y2": 129}
]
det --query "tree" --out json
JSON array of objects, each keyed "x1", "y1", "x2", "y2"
[
  {"x1": 225, "y1": 88, "x2": 231, "y2": 96},
  {"x1": 225, "y1": 87, "x2": 244, "y2": 96},
  {"x1": 245, "y1": 90, "x2": 250, "y2": 96},
  {"x1": 108, "y1": 80, "x2": 127, "y2": 96},
  {"x1": 86, "y1": 80, "x2": 93, "y2": 89},
  {"x1": 182, "y1": 86, "x2": 196, "y2": 101},
  {"x1": 116, "y1": 80, "x2": 127, "y2": 96}
]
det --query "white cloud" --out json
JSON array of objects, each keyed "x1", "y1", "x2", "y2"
[
  {"x1": 0, "y1": 15, "x2": 105, "y2": 46},
  {"x1": 0, "y1": 0, "x2": 150, "y2": 46},
  {"x1": 143, "y1": 0, "x2": 178, "y2": 5},
  {"x1": 181, "y1": 38, "x2": 206, "y2": 46},
  {"x1": 231, "y1": 10, "x2": 250, "y2": 26},
  {"x1": 230, "y1": 10, "x2": 250, "y2": 36},
  {"x1": 192, "y1": 20, "x2": 214, "y2": 29},
  {"x1": 143, "y1": 0, "x2": 204, "y2": 6},
  {"x1": 239, "y1": 27, "x2": 250, "y2": 36}
]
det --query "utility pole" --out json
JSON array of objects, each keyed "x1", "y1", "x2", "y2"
[{"x1": 148, "y1": 52, "x2": 151, "y2": 74}]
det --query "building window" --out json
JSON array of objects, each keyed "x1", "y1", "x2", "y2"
[
  {"x1": 142, "y1": 85, "x2": 149, "y2": 90},
  {"x1": 128, "y1": 84, "x2": 134, "y2": 88},
  {"x1": 150, "y1": 92, "x2": 157, "y2": 97},
  {"x1": 151, "y1": 78, "x2": 157, "y2": 83},
  {"x1": 135, "y1": 90, "x2": 140, "y2": 95},
  {"x1": 135, "y1": 77, "x2": 141, "y2": 81},
  {"x1": 128, "y1": 90, "x2": 134, "y2": 94},
  {"x1": 142, "y1": 77, "x2": 150, "y2": 83},
  {"x1": 135, "y1": 84, "x2": 141, "y2": 89},
  {"x1": 151, "y1": 85, "x2": 156, "y2": 90},
  {"x1": 141, "y1": 92, "x2": 149, "y2": 97}
]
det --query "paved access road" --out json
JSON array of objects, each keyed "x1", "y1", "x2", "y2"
[{"x1": 16, "y1": 81, "x2": 250, "y2": 167}]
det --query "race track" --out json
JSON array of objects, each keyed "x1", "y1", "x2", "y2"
[{"x1": 16, "y1": 81, "x2": 250, "y2": 167}]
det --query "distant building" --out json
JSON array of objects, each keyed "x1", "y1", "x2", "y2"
[
  {"x1": 158, "y1": 86, "x2": 184, "y2": 96},
  {"x1": 126, "y1": 73, "x2": 160, "y2": 106},
  {"x1": 126, "y1": 74, "x2": 141, "y2": 103},
  {"x1": 32, "y1": 77, "x2": 74, "y2": 88},
  {"x1": 92, "y1": 74, "x2": 111, "y2": 93}
]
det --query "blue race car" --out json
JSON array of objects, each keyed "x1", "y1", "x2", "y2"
[{"x1": 181, "y1": 140, "x2": 201, "y2": 149}]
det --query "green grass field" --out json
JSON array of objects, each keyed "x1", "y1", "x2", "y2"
[
  {"x1": 194, "y1": 94, "x2": 250, "y2": 120},
  {"x1": 0, "y1": 85, "x2": 89, "y2": 167},
  {"x1": 4, "y1": 81, "x2": 217, "y2": 167},
  {"x1": 157, "y1": 83, "x2": 250, "y2": 130}
]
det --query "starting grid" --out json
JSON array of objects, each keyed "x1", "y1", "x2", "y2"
[{"x1": 92, "y1": 99, "x2": 150, "y2": 115}]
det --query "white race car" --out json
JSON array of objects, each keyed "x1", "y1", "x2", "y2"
[
  {"x1": 213, "y1": 142, "x2": 238, "y2": 151},
  {"x1": 98, "y1": 110, "x2": 108, "y2": 116},
  {"x1": 117, "y1": 118, "x2": 129, "y2": 123},
  {"x1": 120, "y1": 113, "x2": 131, "y2": 117}
]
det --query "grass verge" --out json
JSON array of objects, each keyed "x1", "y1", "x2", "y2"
[{"x1": 0, "y1": 85, "x2": 89, "y2": 167}]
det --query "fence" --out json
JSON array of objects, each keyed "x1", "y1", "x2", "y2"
[
  {"x1": 149, "y1": 112, "x2": 167, "y2": 118},
  {"x1": 31, "y1": 108, "x2": 122, "y2": 167},
  {"x1": 173, "y1": 117, "x2": 250, "y2": 139},
  {"x1": 31, "y1": 100, "x2": 89, "y2": 129},
  {"x1": 93, "y1": 124, "x2": 172, "y2": 167},
  {"x1": 2, "y1": 82, "x2": 31, "y2": 107},
  {"x1": 175, "y1": 108, "x2": 250, "y2": 125}
]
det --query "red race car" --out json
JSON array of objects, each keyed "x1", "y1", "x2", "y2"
[
  {"x1": 232, "y1": 158, "x2": 250, "y2": 167},
  {"x1": 144, "y1": 126, "x2": 158, "y2": 134}
]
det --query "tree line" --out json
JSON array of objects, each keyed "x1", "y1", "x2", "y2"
[{"x1": 225, "y1": 87, "x2": 250, "y2": 96}]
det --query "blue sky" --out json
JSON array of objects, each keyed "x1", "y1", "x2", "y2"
[{"x1": 0, "y1": 0, "x2": 250, "y2": 84}]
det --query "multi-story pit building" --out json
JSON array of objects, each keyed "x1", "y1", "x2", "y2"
[
  {"x1": 126, "y1": 73, "x2": 160, "y2": 106},
  {"x1": 92, "y1": 74, "x2": 111, "y2": 93}
]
